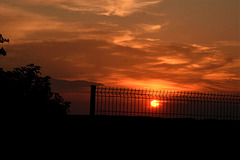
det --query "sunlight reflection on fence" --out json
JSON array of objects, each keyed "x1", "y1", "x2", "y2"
[{"x1": 90, "y1": 85, "x2": 240, "y2": 120}]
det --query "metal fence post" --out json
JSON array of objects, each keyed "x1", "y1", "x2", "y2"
[{"x1": 90, "y1": 85, "x2": 96, "y2": 116}]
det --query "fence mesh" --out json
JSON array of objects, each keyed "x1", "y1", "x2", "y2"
[{"x1": 93, "y1": 86, "x2": 240, "y2": 120}]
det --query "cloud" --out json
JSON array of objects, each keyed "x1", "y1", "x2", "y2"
[
  {"x1": 51, "y1": 79, "x2": 104, "y2": 93},
  {"x1": 137, "y1": 24, "x2": 162, "y2": 33},
  {"x1": 192, "y1": 44, "x2": 216, "y2": 51},
  {"x1": 0, "y1": 3, "x2": 128, "y2": 44},
  {"x1": 0, "y1": 4, "x2": 64, "y2": 44},
  {"x1": 0, "y1": 3, "x2": 161, "y2": 49},
  {"x1": 0, "y1": 3, "x2": 124, "y2": 45},
  {"x1": 0, "y1": 1, "x2": 166, "y2": 50},
  {"x1": 23, "y1": 0, "x2": 162, "y2": 17},
  {"x1": 213, "y1": 41, "x2": 240, "y2": 47},
  {"x1": 203, "y1": 73, "x2": 239, "y2": 80},
  {"x1": 156, "y1": 57, "x2": 188, "y2": 65},
  {"x1": 3, "y1": 39, "x2": 240, "y2": 93},
  {"x1": 114, "y1": 78, "x2": 193, "y2": 91},
  {"x1": 98, "y1": 21, "x2": 119, "y2": 27},
  {"x1": 99, "y1": 0, "x2": 162, "y2": 17},
  {"x1": 112, "y1": 30, "x2": 135, "y2": 45}
]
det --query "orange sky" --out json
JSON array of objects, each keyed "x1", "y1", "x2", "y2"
[{"x1": 0, "y1": 0, "x2": 239, "y2": 114}]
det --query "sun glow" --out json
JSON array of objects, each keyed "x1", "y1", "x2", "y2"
[{"x1": 151, "y1": 100, "x2": 161, "y2": 108}]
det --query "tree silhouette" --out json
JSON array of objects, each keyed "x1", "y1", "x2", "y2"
[
  {"x1": 0, "y1": 64, "x2": 70, "y2": 118},
  {"x1": 0, "y1": 34, "x2": 9, "y2": 56}
]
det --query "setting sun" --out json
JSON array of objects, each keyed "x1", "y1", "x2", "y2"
[{"x1": 151, "y1": 100, "x2": 160, "y2": 108}]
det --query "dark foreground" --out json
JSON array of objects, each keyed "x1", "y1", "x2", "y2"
[
  {"x1": 4, "y1": 115, "x2": 240, "y2": 137},
  {"x1": 63, "y1": 115, "x2": 240, "y2": 127},
  {"x1": 68, "y1": 115, "x2": 239, "y2": 122},
  {"x1": 52, "y1": 115, "x2": 239, "y2": 134},
  {"x1": 6, "y1": 114, "x2": 240, "y2": 124}
]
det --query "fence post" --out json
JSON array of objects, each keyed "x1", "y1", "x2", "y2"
[{"x1": 90, "y1": 85, "x2": 96, "y2": 116}]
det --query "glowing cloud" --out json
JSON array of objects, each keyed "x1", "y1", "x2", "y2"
[
  {"x1": 157, "y1": 57, "x2": 188, "y2": 65},
  {"x1": 24, "y1": 0, "x2": 162, "y2": 17},
  {"x1": 138, "y1": 24, "x2": 162, "y2": 33}
]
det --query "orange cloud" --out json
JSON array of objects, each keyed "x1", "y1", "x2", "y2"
[
  {"x1": 156, "y1": 57, "x2": 188, "y2": 65},
  {"x1": 0, "y1": 4, "x2": 65, "y2": 44},
  {"x1": 2, "y1": 36, "x2": 240, "y2": 93},
  {"x1": 23, "y1": 0, "x2": 162, "y2": 17},
  {"x1": 203, "y1": 73, "x2": 239, "y2": 80},
  {"x1": 192, "y1": 44, "x2": 216, "y2": 51},
  {"x1": 117, "y1": 78, "x2": 197, "y2": 91},
  {"x1": 137, "y1": 24, "x2": 162, "y2": 33},
  {"x1": 213, "y1": 41, "x2": 240, "y2": 47},
  {"x1": 1, "y1": 0, "x2": 239, "y2": 94}
]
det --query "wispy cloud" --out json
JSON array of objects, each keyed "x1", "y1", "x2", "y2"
[
  {"x1": 0, "y1": 4, "x2": 62, "y2": 43},
  {"x1": 137, "y1": 24, "x2": 162, "y2": 33},
  {"x1": 192, "y1": 44, "x2": 216, "y2": 51},
  {"x1": 213, "y1": 41, "x2": 240, "y2": 47},
  {"x1": 5, "y1": 39, "x2": 239, "y2": 93},
  {"x1": 0, "y1": 4, "x2": 123, "y2": 44},
  {"x1": 156, "y1": 57, "x2": 188, "y2": 65},
  {"x1": 1, "y1": 0, "x2": 239, "y2": 94},
  {"x1": 23, "y1": 0, "x2": 162, "y2": 17},
  {"x1": 203, "y1": 73, "x2": 239, "y2": 80}
]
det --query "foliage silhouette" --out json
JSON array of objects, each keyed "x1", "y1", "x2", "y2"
[
  {"x1": 0, "y1": 34, "x2": 9, "y2": 56},
  {"x1": 0, "y1": 64, "x2": 70, "y2": 118}
]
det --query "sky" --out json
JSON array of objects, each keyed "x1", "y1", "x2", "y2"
[{"x1": 0, "y1": 0, "x2": 239, "y2": 114}]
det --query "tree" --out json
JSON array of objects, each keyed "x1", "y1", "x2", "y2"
[
  {"x1": 0, "y1": 34, "x2": 9, "y2": 56},
  {"x1": 0, "y1": 64, "x2": 71, "y2": 118}
]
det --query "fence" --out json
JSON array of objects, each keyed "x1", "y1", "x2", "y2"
[{"x1": 90, "y1": 85, "x2": 240, "y2": 120}]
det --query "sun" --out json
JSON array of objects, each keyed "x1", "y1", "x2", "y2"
[{"x1": 151, "y1": 100, "x2": 160, "y2": 108}]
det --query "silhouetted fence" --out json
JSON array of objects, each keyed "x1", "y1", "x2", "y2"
[{"x1": 90, "y1": 85, "x2": 240, "y2": 120}]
